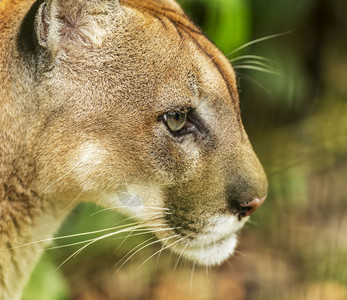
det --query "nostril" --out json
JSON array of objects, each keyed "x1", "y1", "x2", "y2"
[
  {"x1": 237, "y1": 196, "x2": 266, "y2": 220},
  {"x1": 228, "y1": 195, "x2": 266, "y2": 221}
]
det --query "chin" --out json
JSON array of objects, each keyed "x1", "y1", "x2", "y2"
[
  {"x1": 164, "y1": 214, "x2": 249, "y2": 266},
  {"x1": 174, "y1": 233, "x2": 239, "y2": 266}
]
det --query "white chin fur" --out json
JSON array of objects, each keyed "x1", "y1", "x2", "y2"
[
  {"x1": 172, "y1": 233, "x2": 239, "y2": 266},
  {"x1": 168, "y1": 215, "x2": 247, "y2": 266}
]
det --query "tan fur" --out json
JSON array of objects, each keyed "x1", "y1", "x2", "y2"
[{"x1": 0, "y1": 0, "x2": 267, "y2": 298}]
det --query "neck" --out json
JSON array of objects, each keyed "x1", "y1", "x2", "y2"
[
  {"x1": 0, "y1": 1, "x2": 68, "y2": 298},
  {"x1": 0, "y1": 174, "x2": 71, "y2": 299},
  {"x1": 0, "y1": 99, "x2": 74, "y2": 298},
  {"x1": 0, "y1": 90, "x2": 72, "y2": 299}
]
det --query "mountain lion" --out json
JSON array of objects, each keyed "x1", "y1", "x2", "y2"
[{"x1": 0, "y1": 0, "x2": 267, "y2": 298}]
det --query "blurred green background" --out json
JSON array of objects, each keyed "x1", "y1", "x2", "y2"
[{"x1": 23, "y1": 0, "x2": 347, "y2": 299}]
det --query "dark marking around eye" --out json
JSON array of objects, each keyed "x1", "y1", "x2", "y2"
[{"x1": 160, "y1": 109, "x2": 211, "y2": 143}]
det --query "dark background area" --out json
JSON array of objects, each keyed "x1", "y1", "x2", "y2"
[{"x1": 24, "y1": 0, "x2": 346, "y2": 299}]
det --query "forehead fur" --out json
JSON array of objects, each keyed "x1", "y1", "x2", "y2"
[{"x1": 46, "y1": 0, "x2": 240, "y2": 119}]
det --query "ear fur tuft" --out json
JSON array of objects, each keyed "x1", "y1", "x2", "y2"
[{"x1": 37, "y1": 0, "x2": 120, "y2": 50}]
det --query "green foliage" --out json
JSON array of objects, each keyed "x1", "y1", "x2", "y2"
[
  {"x1": 179, "y1": 0, "x2": 251, "y2": 53},
  {"x1": 22, "y1": 255, "x2": 69, "y2": 300}
]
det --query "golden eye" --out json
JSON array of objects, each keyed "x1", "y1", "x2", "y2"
[{"x1": 164, "y1": 112, "x2": 187, "y2": 132}]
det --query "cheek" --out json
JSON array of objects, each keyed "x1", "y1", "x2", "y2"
[
  {"x1": 71, "y1": 141, "x2": 111, "y2": 192},
  {"x1": 101, "y1": 182, "x2": 167, "y2": 222},
  {"x1": 151, "y1": 131, "x2": 201, "y2": 182},
  {"x1": 181, "y1": 138, "x2": 200, "y2": 171}
]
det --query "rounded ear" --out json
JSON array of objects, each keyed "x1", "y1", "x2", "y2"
[
  {"x1": 18, "y1": 0, "x2": 121, "y2": 60},
  {"x1": 38, "y1": 0, "x2": 121, "y2": 48}
]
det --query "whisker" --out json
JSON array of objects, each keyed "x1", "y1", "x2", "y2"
[
  {"x1": 56, "y1": 224, "x2": 155, "y2": 269},
  {"x1": 10, "y1": 222, "x2": 142, "y2": 249},
  {"x1": 233, "y1": 249, "x2": 246, "y2": 257},
  {"x1": 172, "y1": 242, "x2": 189, "y2": 273},
  {"x1": 12, "y1": 215, "x2": 167, "y2": 250},
  {"x1": 91, "y1": 206, "x2": 171, "y2": 216},
  {"x1": 246, "y1": 219, "x2": 258, "y2": 226},
  {"x1": 136, "y1": 235, "x2": 184, "y2": 271},
  {"x1": 115, "y1": 239, "x2": 163, "y2": 273},
  {"x1": 237, "y1": 73, "x2": 271, "y2": 94},
  {"x1": 114, "y1": 235, "x2": 157, "y2": 269},
  {"x1": 46, "y1": 228, "x2": 158, "y2": 250},
  {"x1": 233, "y1": 60, "x2": 279, "y2": 72},
  {"x1": 63, "y1": 190, "x2": 84, "y2": 212},
  {"x1": 88, "y1": 212, "x2": 163, "y2": 228},
  {"x1": 233, "y1": 65, "x2": 282, "y2": 77},
  {"x1": 111, "y1": 227, "x2": 160, "y2": 241},
  {"x1": 155, "y1": 238, "x2": 170, "y2": 270},
  {"x1": 226, "y1": 259, "x2": 235, "y2": 268},
  {"x1": 112, "y1": 218, "x2": 150, "y2": 253},
  {"x1": 227, "y1": 30, "x2": 292, "y2": 57},
  {"x1": 189, "y1": 261, "x2": 197, "y2": 290},
  {"x1": 47, "y1": 238, "x2": 100, "y2": 250},
  {"x1": 39, "y1": 161, "x2": 81, "y2": 195},
  {"x1": 230, "y1": 54, "x2": 276, "y2": 64},
  {"x1": 115, "y1": 234, "x2": 178, "y2": 273},
  {"x1": 167, "y1": 240, "x2": 176, "y2": 263},
  {"x1": 199, "y1": 84, "x2": 224, "y2": 104}
]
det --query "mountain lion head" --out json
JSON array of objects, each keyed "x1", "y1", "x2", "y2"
[{"x1": 0, "y1": 0, "x2": 267, "y2": 297}]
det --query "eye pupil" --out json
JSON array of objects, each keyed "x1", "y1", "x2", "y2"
[{"x1": 174, "y1": 113, "x2": 180, "y2": 121}]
